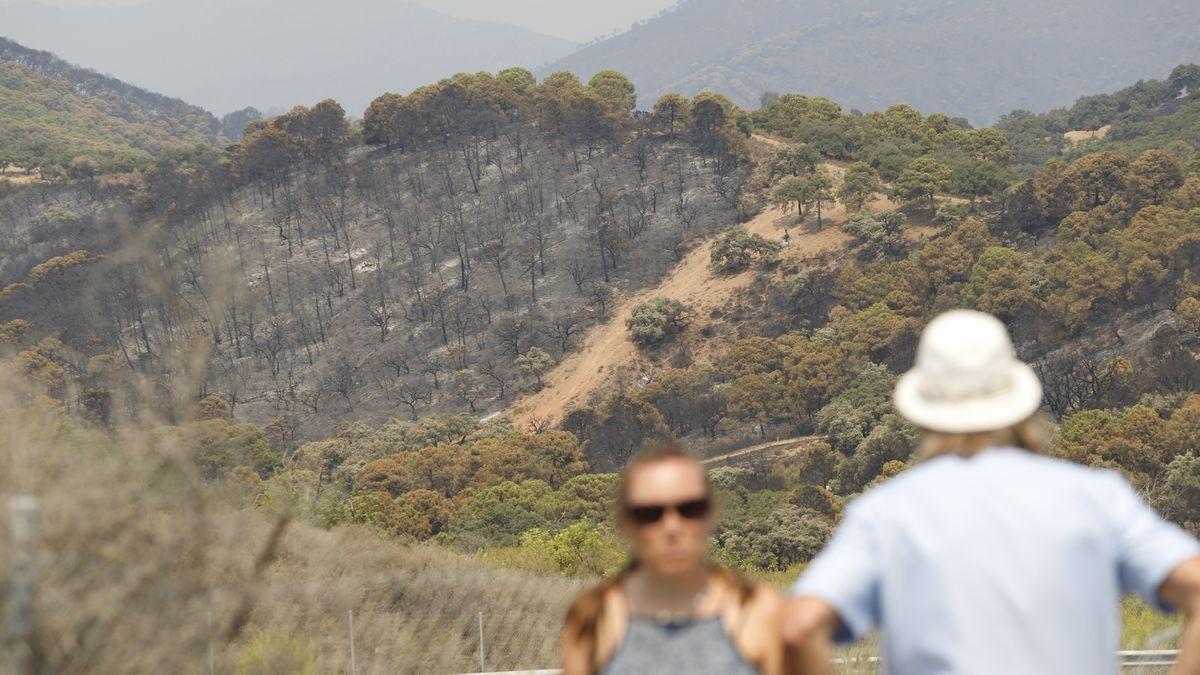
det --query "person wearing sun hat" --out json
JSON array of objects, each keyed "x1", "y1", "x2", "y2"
[{"x1": 779, "y1": 309, "x2": 1200, "y2": 675}]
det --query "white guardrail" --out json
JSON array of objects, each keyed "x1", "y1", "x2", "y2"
[{"x1": 457, "y1": 650, "x2": 1181, "y2": 674}]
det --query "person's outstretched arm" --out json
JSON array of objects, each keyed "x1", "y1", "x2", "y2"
[
  {"x1": 780, "y1": 597, "x2": 838, "y2": 675},
  {"x1": 782, "y1": 502, "x2": 881, "y2": 673},
  {"x1": 1159, "y1": 558, "x2": 1200, "y2": 675}
]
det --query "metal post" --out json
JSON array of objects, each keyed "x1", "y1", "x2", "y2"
[
  {"x1": 207, "y1": 609, "x2": 214, "y2": 675},
  {"x1": 348, "y1": 609, "x2": 357, "y2": 675},
  {"x1": 7, "y1": 496, "x2": 41, "y2": 675},
  {"x1": 478, "y1": 611, "x2": 485, "y2": 672}
]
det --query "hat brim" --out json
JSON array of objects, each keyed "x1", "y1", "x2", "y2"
[{"x1": 893, "y1": 362, "x2": 1043, "y2": 434}]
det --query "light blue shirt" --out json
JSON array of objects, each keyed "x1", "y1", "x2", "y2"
[{"x1": 791, "y1": 447, "x2": 1200, "y2": 674}]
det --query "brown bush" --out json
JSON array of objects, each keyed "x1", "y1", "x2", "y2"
[{"x1": 0, "y1": 363, "x2": 579, "y2": 673}]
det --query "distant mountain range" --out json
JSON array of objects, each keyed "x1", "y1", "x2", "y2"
[
  {"x1": 543, "y1": 0, "x2": 1200, "y2": 124},
  {"x1": 0, "y1": 0, "x2": 577, "y2": 116}
]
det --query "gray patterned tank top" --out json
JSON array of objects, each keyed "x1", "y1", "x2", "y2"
[{"x1": 599, "y1": 615, "x2": 759, "y2": 674}]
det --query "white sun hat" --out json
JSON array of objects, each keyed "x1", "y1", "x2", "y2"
[{"x1": 893, "y1": 309, "x2": 1043, "y2": 433}]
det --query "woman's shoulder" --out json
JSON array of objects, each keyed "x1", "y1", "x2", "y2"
[
  {"x1": 563, "y1": 577, "x2": 628, "y2": 673},
  {"x1": 565, "y1": 577, "x2": 624, "y2": 629},
  {"x1": 720, "y1": 575, "x2": 785, "y2": 675},
  {"x1": 738, "y1": 579, "x2": 784, "y2": 624}
]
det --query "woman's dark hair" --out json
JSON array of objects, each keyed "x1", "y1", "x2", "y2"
[{"x1": 564, "y1": 442, "x2": 755, "y2": 672}]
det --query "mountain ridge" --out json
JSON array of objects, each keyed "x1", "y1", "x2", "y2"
[
  {"x1": 544, "y1": 0, "x2": 1200, "y2": 124},
  {"x1": 0, "y1": 0, "x2": 577, "y2": 115}
]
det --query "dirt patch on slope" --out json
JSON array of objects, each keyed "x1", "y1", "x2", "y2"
[
  {"x1": 506, "y1": 142, "x2": 910, "y2": 428},
  {"x1": 509, "y1": 195, "x2": 852, "y2": 427},
  {"x1": 1064, "y1": 125, "x2": 1111, "y2": 147},
  {"x1": 0, "y1": 166, "x2": 40, "y2": 185}
]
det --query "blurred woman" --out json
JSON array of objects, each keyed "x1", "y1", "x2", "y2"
[{"x1": 562, "y1": 443, "x2": 785, "y2": 675}]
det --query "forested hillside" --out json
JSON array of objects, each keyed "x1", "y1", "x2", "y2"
[
  {"x1": 996, "y1": 63, "x2": 1200, "y2": 176},
  {"x1": 0, "y1": 37, "x2": 227, "y2": 176},
  {"x1": 0, "y1": 69, "x2": 747, "y2": 440},
  {"x1": 2, "y1": 57, "x2": 1199, "y2": 671},
  {"x1": 545, "y1": 0, "x2": 1200, "y2": 124}
]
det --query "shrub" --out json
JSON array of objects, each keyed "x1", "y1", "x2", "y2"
[
  {"x1": 719, "y1": 504, "x2": 832, "y2": 571},
  {"x1": 710, "y1": 225, "x2": 781, "y2": 272},
  {"x1": 237, "y1": 629, "x2": 319, "y2": 675},
  {"x1": 840, "y1": 210, "x2": 908, "y2": 260},
  {"x1": 626, "y1": 297, "x2": 691, "y2": 345},
  {"x1": 517, "y1": 520, "x2": 626, "y2": 577}
]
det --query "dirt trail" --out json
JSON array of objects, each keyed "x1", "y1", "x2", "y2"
[
  {"x1": 509, "y1": 178, "x2": 856, "y2": 426},
  {"x1": 700, "y1": 434, "x2": 823, "y2": 466}
]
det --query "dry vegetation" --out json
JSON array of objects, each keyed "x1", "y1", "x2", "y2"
[{"x1": 0, "y1": 363, "x2": 580, "y2": 674}]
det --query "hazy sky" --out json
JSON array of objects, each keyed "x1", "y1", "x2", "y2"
[
  {"x1": 16, "y1": 0, "x2": 681, "y2": 42},
  {"x1": 410, "y1": 0, "x2": 679, "y2": 42}
]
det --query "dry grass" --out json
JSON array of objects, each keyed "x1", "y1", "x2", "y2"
[{"x1": 0, "y1": 365, "x2": 580, "y2": 674}]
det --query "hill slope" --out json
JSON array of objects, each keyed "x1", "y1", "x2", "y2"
[
  {"x1": 0, "y1": 37, "x2": 222, "y2": 174},
  {"x1": 510, "y1": 201, "x2": 851, "y2": 426},
  {"x1": 1, "y1": 0, "x2": 576, "y2": 116},
  {"x1": 544, "y1": 0, "x2": 1200, "y2": 124}
]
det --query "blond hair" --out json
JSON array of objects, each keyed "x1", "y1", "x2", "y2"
[{"x1": 915, "y1": 415, "x2": 1048, "y2": 461}]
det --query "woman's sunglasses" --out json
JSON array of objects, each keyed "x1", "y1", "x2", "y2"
[{"x1": 624, "y1": 497, "x2": 711, "y2": 526}]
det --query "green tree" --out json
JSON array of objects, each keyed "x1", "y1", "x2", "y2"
[
  {"x1": 806, "y1": 173, "x2": 835, "y2": 227},
  {"x1": 1177, "y1": 297, "x2": 1200, "y2": 341},
  {"x1": 771, "y1": 176, "x2": 809, "y2": 215},
  {"x1": 588, "y1": 70, "x2": 637, "y2": 116},
  {"x1": 639, "y1": 368, "x2": 727, "y2": 437},
  {"x1": 1129, "y1": 149, "x2": 1185, "y2": 205},
  {"x1": 496, "y1": 67, "x2": 536, "y2": 96},
  {"x1": 570, "y1": 392, "x2": 672, "y2": 470},
  {"x1": 1154, "y1": 452, "x2": 1200, "y2": 534},
  {"x1": 949, "y1": 159, "x2": 1011, "y2": 206},
  {"x1": 815, "y1": 363, "x2": 897, "y2": 454},
  {"x1": 516, "y1": 347, "x2": 554, "y2": 389},
  {"x1": 727, "y1": 371, "x2": 790, "y2": 438},
  {"x1": 1044, "y1": 241, "x2": 1124, "y2": 331},
  {"x1": 450, "y1": 479, "x2": 554, "y2": 546},
  {"x1": 969, "y1": 247, "x2": 1036, "y2": 320},
  {"x1": 1169, "y1": 64, "x2": 1200, "y2": 96},
  {"x1": 689, "y1": 92, "x2": 739, "y2": 155},
  {"x1": 767, "y1": 144, "x2": 821, "y2": 179},
  {"x1": 1067, "y1": 151, "x2": 1130, "y2": 208},
  {"x1": 837, "y1": 162, "x2": 882, "y2": 212},
  {"x1": 651, "y1": 93, "x2": 690, "y2": 137},
  {"x1": 835, "y1": 414, "x2": 919, "y2": 494},
  {"x1": 891, "y1": 157, "x2": 951, "y2": 208},
  {"x1": 453, "y1": 369, "x2": 484, "y2": 412},
  {"x1": 960, "y1": 127, "x2": 1013, "y2": 162}
]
